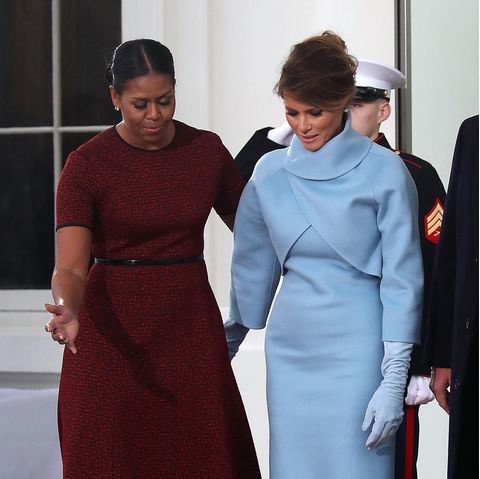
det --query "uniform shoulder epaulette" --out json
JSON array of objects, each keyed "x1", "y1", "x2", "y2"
[{"x1": 395, "y1": 149, "x2": 435, "y2": 171}]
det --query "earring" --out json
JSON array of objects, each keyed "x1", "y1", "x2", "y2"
[{"x1": 114, "y1": 106, "x2": 120, "y2": 111}]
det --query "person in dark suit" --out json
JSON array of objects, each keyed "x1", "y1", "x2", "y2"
[
  {"x1": 233, "y1": 59, "x2": 446, "y2": 479},
  {"x1": 428, "y1": 115, "x2": 479, "y2": 479}
]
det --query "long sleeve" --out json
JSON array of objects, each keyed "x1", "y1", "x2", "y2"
[
  {"x1": 234, "y1": 128, "x2": 286, "y2": 181},
  {"x1": 372, "y1": 157, "x2": 424, "y2": 343},
  {"x1": 229, "y1": 180, "x2": 281, "y2": 329},
  {"x1": 428, "y1": 115, "x2": 479, "y2": 367},
  {"x1": 410, "y1": 162, "x2": 446, "y2": 374}
]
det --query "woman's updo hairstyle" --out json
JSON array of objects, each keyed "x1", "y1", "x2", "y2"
[
  {"x1": 275, "y1": 31, "x2": 357, "y2": 110},
  {"x1": 105, "y1": 39, "x2": 175, "y2": 94}
]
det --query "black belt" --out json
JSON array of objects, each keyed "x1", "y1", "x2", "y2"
[{"x1": 94, "y1": 254, "x2": 204, "y2": 266}]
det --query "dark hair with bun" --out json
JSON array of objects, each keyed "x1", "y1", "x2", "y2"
[{"x1": 105, "y1": 39, "x2": 175, "y2": 94}]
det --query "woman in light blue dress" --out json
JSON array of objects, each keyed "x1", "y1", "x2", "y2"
[{"x1": 225, "y1": 32, "x2": 423, "y2": 479}]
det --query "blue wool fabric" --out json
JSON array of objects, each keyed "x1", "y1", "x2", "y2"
[{"x1": 229, "y1": 114, "x2": 423, "y2": 479}]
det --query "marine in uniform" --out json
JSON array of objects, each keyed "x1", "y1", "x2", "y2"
[{"x1": 233, "y1": 59, "x2": 446, "y2": 479}]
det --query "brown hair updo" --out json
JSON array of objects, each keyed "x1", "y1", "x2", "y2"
[{"x1": 275, "y1": 31, "x2": 357, "y2": 110}]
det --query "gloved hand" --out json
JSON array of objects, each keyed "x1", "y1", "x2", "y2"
[
  {"x1": 224, "y1": 319, "x2": 249, "y2": 361},
  {"x1": 362, "y1": 341, "x2": 413, "y2": 449},
  {"x1": 405, "y1": 375, "x2": 435, "y2": 405}
]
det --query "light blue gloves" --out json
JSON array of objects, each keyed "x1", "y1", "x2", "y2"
[
  {"x1": 362, "y1": 341, "x2": 413, "y2": 449},
  {"x1": 224, "y1": 319, "x2": 249, "y2": 361}
]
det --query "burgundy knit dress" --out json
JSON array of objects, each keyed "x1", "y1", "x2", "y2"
[{"x1": 55, "y1": 121, "x2": 261, "y2": 479}]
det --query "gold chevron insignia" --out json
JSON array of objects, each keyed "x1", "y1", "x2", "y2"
[{"x1": 424, "y1": 199, "x2": 444, "y2": 244}]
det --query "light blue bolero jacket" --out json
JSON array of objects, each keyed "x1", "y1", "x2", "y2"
[{"x1": 229, "y1": 115, "x2": 423, "y2": 344}]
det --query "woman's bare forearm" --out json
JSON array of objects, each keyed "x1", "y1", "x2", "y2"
[{"x1": 51, "y1": 268, "x2": 88, "y2": 316}]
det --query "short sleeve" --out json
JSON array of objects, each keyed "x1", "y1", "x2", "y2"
[
  {"x1": 56, "y1": 151, "x2": 96, "y2": 230},
  {"x1": 213, "y1": 141, "x2": 246, "y2": 216}
]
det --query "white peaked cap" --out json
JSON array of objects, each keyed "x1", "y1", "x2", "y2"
[{"x1": 355, "y1": 59, "x2": 406, "y2": 98}]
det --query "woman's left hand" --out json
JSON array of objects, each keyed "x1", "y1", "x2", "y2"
[
  {"x1": 362, "y1": 383, "x2": 404, "y2": 449},
  {"x1": 362, "y1": 341, "x2": 413, "y2": 449},
  {"x1": 45, "y1": 303, "x2": 79, "y2": 354}
]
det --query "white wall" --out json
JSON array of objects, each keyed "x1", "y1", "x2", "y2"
[
  {"x1": 410, "y1": 0, "x2": 479, "y2": 187},
  {"x1": 0, "y1": 290, "x2": 63, "y2": 373},
  {"x1": 408, "y1": 2, "x2": 479, "y2": 477}
]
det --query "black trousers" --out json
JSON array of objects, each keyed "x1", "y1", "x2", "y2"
[{"x1": 448, "y1": 337, "x2": 479, "y2": 479}]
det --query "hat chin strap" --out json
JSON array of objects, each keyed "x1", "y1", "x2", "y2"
[{"x1": 354, "y1": 86, "x2": 390, "y2": 101}]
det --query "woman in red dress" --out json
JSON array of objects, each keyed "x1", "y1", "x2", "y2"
[{"x1": 44, "y1": 39, "x2": 260, "y2": 479}]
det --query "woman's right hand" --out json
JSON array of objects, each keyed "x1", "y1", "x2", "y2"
[{"x1": 44, "y1": 303, "x2": 79, "y2": 354}]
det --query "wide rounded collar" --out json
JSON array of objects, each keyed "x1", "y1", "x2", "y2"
[{"x1": 283, "y1": 113, "x2": 372, "y2": 180}]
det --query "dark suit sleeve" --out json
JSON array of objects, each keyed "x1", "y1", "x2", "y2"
[
  {"x1": 409, "y1": 162, "x2": 446, "y2": 374},
  {"x1": 235, "y1": 128, "x2": 286, "y2": 181}
]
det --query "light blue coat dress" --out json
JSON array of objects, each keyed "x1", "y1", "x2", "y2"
[{"x1": 229, "y1": 115, "x2": 423, "y2": 479}]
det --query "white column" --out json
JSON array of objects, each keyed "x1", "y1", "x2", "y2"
[
  {"x1": 411, "y1": 0, "x2": 479, "y2": 186},
  {"x1": 310, "y1": 0, "x2": 397, "y2": 142},
  {"x1": 121, "y1": 0, "x2": 166, "y2": 41}
]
